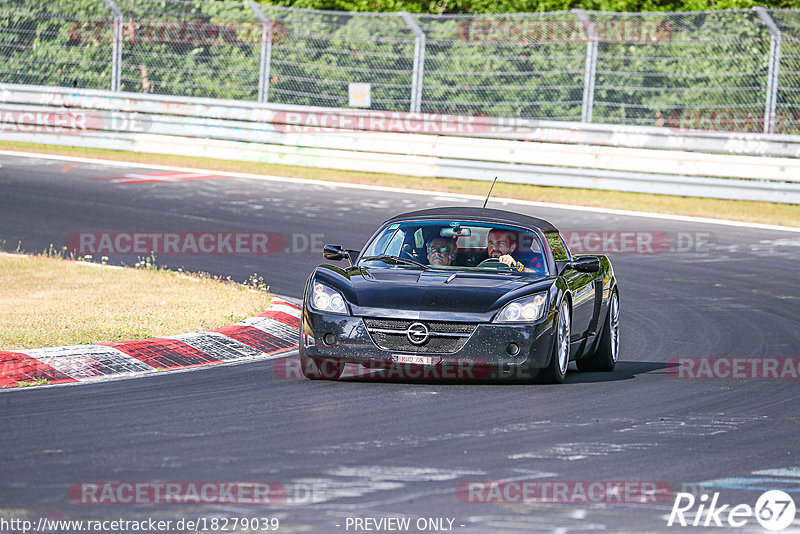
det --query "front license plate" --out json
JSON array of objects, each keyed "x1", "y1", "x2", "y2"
[{"x1": 394, "y1": 354, "x2": 435, "y2": 365}]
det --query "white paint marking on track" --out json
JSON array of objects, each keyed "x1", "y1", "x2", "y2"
[
  {"x1": 23, "y1": 345, "x2": 155, "y2": 379},
  {"x1": 238, "y1": 317, "x2": 298, "y2": 340},
  {"x1": 74, "y1": 260, "x2": 124, "y2": 269},
  {"x1": 2, "y1": 150, "x2": 798, "y2": 233},
  {"x1": 753, "y1": 467, "x2": 800, "y2": 477},
  {"x1": 266, "y1": 303, "x2": 301, "y2": 317}
]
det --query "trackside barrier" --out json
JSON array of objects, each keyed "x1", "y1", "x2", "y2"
[{"x1": 1, "y1": 84, "x2": 800, "y2": 204}]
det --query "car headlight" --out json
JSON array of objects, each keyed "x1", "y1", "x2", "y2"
[
  {"x1": 494, "y1": 293, "x2": 548, "y2": 323},
  {"x1": 310, "y1": 279, "x2": 348, "y2": 315}
]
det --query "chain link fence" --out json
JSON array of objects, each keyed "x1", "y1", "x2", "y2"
[
  {"x1": 589, "y1": 10, "x2": 772, "y2": 132},
  {"x1": 261, "y1": 6, "x2": 416, "y2": 109},
  {"x1": 1, "y1": 0, "x2": 800, "y2": 134},
  {"x1": 417, "y1": 12, "x2": 586, "y2": 120},
  {"x1": 112, "y1": 0, "x2": 261, "y2": 99},
  {"x1": 770, "y1": 10, "x2": 800, "y2": 134},
  {"x1": 0, "y1": 0, "x2": 113, "y2": 89}
]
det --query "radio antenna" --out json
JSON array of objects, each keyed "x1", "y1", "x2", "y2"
[{"x1": 482, "y1": 176, "x2": 498, "y2": 208}]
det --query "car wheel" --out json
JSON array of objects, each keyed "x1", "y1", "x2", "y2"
[
  {"x1": 298, "y1": 334, "x2": 343, "y2": 380},
  {"x1": 300, "y1": 356, "x2": 343, "y2": 380},
  {"x1": 576, "y1": 289, "x2": 619, "y2": 372},
  {"x1": 539, "y1": 299, "x2": 570, "y2": 384}
]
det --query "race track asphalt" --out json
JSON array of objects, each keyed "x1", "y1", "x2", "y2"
[{"x1": 1, "y1": 152, "x2": 799, "y2": 533}]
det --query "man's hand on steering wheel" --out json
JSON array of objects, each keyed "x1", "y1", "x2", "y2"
[
  {"x1": 478, "y1": 255, "x2": 524, "y2": 272},
  {"x1": 497, "y1": 254, "x2": 525, "y2": 272}
]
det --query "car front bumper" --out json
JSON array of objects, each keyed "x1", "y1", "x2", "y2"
[{"x1": 301, "y1": 307, "x2": 556, "y2": 379}]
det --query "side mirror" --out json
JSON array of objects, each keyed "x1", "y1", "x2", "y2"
[
  {"x1": 346, "y1": 249, "x2": 360, "y2": 263},
  {"x1": 323, "y1": 244, "x2": 347, "y2": 261},
  {"x1": 323, "y1": 244, "x2": 355, "y2": 266},
  {"x1": 571, "y1": 256, "x2": 600, "y2": 273}
]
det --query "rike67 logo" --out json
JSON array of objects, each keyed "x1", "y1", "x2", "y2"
[{"x1": 668, "y1": 490, "x2": 796, "y2": 530}]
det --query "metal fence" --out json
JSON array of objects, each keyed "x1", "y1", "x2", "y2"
[{"x1": 2, "y1": 1, "x2": 800, "y2": 135}]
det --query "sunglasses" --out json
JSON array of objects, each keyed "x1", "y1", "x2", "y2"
[{"x1": 427, "y1": 245, "x2": 452, "y2": 254}]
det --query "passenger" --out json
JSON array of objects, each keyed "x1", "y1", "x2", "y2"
[
  {"x1": 426, "y1": 236, "x2": 457, "y2": 267},
  {"x1": 486, "y1": 228, "x2": 544, "y2": 273}
]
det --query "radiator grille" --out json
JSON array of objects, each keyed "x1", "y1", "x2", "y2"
[{"x1": 362, "y1": 318, "x2": 476, "y2": 354}]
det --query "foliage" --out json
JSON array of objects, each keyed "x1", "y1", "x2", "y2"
[
  {"x1": 268, "y1": 0, "x2": 789, "y2": 14},
  {"x1": 0, "y1": 0, "x2": 798, "y2": 132}
]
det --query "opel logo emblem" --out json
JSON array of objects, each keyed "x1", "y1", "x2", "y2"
[{"x1": 407, "y1": 322, "x2": 430, "y2": 345}]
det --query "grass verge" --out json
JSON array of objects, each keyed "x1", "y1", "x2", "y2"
[
  {"x1": 0, "y1": 254, "x2": 271, "y2": 350},
  {"x1": 1, "y1": 141, "x2": 798, "y2": 228}
]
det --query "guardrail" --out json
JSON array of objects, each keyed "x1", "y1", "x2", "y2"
[{"x1": 2, "y1": 84, "x2": 799, "y2": 204}]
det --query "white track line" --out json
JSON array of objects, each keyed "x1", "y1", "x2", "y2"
[{"x1": 1, "y1": 149, "x2": 798, "y2": 233}]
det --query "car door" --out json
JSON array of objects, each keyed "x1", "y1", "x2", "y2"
[{"x1": 547, "y1": 232, "x2": 597, "y2": 342}]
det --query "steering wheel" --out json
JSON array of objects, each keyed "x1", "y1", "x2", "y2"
[
  {"x1": 401, "y1": 243, "x2": 422, "y2": 261},
  {"x1": 476, "y1": 257, "x2": 514, "y2": 271}
]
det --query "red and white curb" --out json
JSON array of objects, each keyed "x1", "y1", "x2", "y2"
[{"x1": 0, "y1": 298, "x2": 301, "y2": 389}]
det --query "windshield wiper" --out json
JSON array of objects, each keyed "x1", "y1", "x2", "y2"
[{"x1": 360, "y1": 255, "x2": 430, "y2": 270}]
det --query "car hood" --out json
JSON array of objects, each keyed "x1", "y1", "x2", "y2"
[{"x1": 314, "y1": 266, "x2": 551, "y2": 319}]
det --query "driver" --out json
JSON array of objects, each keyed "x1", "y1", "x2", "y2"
[
  {"x1": 426, "y1": 236, "x2": 457, "y2": 267},
  {"x1": 486, "y1": 229, "x2": 544, "y2": 273}
]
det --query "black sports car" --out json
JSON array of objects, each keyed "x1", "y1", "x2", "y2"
[{"x1": 299, "y1": 207, "x2": 619, "y2": 383}]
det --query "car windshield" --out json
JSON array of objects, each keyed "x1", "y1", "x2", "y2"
[{"x1": 359, "y1": 220, "x2": 548, "y2": 277}]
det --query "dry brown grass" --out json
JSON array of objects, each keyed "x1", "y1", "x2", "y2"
[
  {"x1": 1, "y1": 141, "x2": 797, "y2": 228},
  {"x1": 0, "y1": 254, "x2": 271, "y2": 350}
]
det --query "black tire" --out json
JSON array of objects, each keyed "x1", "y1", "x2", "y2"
[
  {"x1": 576, "y1": 290, "x2": 619, "y2": 372},
  {"x1": 298, "y1": 335, "x2": 343, "y2": 380},
  {"x1": 300, "y1": 356, "x2": 343, "y2": 380},
  {"x1": 538, "y1": 299, "x2": 570, "y2": 384}
]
